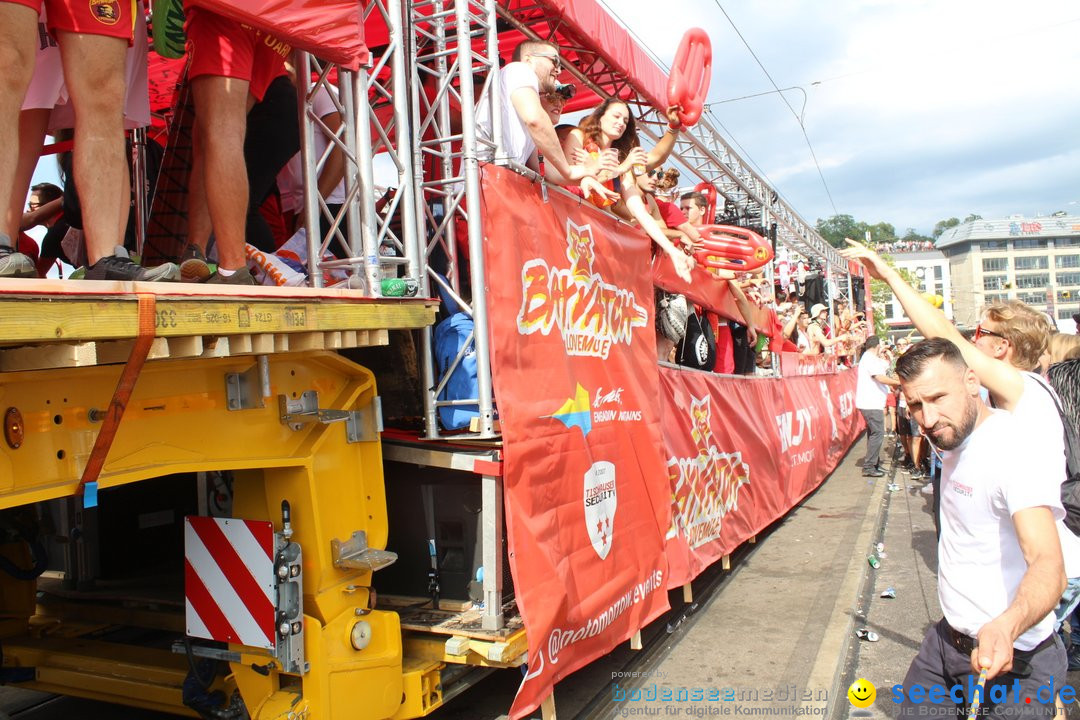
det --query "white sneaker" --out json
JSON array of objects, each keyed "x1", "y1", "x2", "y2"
[{"x1": 920, "y1": 483, "x2": 934, "y2": 495}]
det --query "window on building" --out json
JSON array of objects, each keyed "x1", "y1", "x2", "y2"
[
  {"x1": 983, "y1": 275, "x2": 1008, "y2": 291},
  {"x1": 1055, "y1": 255, "x2": 1080, "y2": 269},
  {"x1": 1060, "y1": 308, "x2": 1077, "y2": 320},
  {"x1": 933, "y1": 266, "x2": 943, "y2": 281},
  {"x1": 1014, "y1": 238, "x2": 1049, "y2": 249},
  {"x1": 1056, "y1": 290, "x2": 1075, "y2": 303},
  {"x1": 981, "y1": 240, "x2": 1007, "y2": 251},
  {"x1": 1014, "y1": 256, "x2": 1049, "y2": 270},
  {"x1": 1016, "y1": 273, "x2": 1050, "y2": 289},
  {"x1": 1056, "y1": 271, "x2": 1080, "y2": 286},
  {"x1": 1056, "y1": 237, "x2": 1080, "y2": 248},
  {"x1": 984, "y1": 293, "x2": 1008, "y2": 304},
  {"x1": 1018, "y1": 292, "x2": 1045, "y2": 305},
  {"x1": 982, "y1": 257, "x2": 1008, "y2": 272}
]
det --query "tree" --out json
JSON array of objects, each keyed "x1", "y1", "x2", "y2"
[
  {"x1": 900, "y1": 228, "x2": 933, "y2": 244},
  {"x1": 816, "y1": 215, "x2": 898, "y2": 248},
  {"x1": 816, "y1": 214, "x2": 860, "y2": 248},
  {"x1": 932, "y1": 217, "x2": 960, "y2": 239},
  {"x1": 963, "y1": 213, "x2": 982, "y2": 222}
]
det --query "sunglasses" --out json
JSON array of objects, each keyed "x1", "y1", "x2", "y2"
[
  {"x1": 531, "y1": 52, "x2": 562, "y2": 71},
  {"x1": 974, "y1": 325, "x2": 1005, "y2": 341}
]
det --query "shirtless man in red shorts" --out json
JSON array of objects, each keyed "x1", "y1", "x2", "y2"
[
  {"x1": 0, "y1": 0, "x2": 174, "y2": 279},
  {"x1": 180, "y1": 4, "x2": 291, "y2": 285}
]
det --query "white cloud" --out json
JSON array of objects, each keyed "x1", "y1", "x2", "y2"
[{"x1": 611, "y1": 0, "x2": 1080, "y2": 232}]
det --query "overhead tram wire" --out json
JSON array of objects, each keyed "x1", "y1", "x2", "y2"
[{"x1": 711, "y1": 0, "x2": 840, "y2": 219}]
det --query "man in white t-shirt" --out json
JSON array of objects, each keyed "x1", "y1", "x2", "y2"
[
  {"x1": 845, "y1": 241, "x2": 1076, "y2": 707},
  {"x1": 855, "y1": 335, "x2": 900, "y2": 477},
  {"x1": 475, "y1": 40, "x2": 611, "y2": 197},
  {"x1": 894, "y1": 338, "x2": 1065, "y2": 717}
]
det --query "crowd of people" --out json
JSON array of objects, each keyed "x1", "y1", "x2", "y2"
[
  {"x1": 873, "y1": 239, "x2": 937, "y2": 254},
  {"x1": 846, "y1": 239, "x2": 1080, "y2": 718}
]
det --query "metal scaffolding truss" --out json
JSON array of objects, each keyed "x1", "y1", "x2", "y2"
[
  {"x1": 294, "y1": 0, "x2": 422, "y2": 294},
  {"x1": 408, "y1": 0, "x2": 500, "y2": 439},
  {"x1": 392, "y1": 0, "x2": 853, "y2": 439}
]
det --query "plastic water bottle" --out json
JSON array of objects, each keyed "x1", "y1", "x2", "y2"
[{"x1": 380, "y1": 277, "x2": 419, "y2": 297}]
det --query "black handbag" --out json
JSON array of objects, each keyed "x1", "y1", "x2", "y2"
[{"x1": 677, "y1": 309, "x2": 717, "y2": 371}]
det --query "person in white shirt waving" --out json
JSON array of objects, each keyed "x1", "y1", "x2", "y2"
[
  {"x1": 855, "y1": 335, "x2": 900, "y2": 477},
  {"x1": 893, "y1": 338, "x2": 1065, "y2": 718}
]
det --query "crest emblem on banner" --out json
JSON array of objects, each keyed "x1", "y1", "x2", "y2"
[{"x1": 583, "y1": 461, "x2": 617, "y2": 559}]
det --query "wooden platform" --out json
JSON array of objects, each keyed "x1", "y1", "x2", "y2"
[
  {"x1": 0, "y1": 278, "x2": 437, "y2": 371},
  {"x1": 392, "y1": 598, "x2": 523, "y2": 642}
]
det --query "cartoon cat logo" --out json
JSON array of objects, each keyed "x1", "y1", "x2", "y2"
[
  {"x1": 566, "y1": 222, "x2": 597, "y2": 279},
  {"x1": 668, "y1": 395, "x2": 751, "y2": 546}
]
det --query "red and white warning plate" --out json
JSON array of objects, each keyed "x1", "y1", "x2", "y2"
[{"x1": 184, "y1": 516, "x2": 276, "y2": 650}]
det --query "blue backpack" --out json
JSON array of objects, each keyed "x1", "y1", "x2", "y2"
[{"x1": 433, "y1": 310, "x2": 480, "y2": 431}]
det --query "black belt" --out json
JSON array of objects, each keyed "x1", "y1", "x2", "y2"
[{"x1": 944, "y1": 621, "x2": 1055, "y2": 661}]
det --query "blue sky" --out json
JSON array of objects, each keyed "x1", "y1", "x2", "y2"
[{"x1": 608, "y1": 0, "x2": 1080, "y2": 234}]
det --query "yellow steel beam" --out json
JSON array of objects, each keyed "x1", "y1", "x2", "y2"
[{"x1": 3, "y1": 635, "x2": 198, "y2": 716}]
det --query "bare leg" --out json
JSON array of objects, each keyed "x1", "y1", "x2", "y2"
[
  {"x1": 190, "y1": 75, "x2": 250, "y2": 270},
  {"x1": 5, "y1": 108, "x2": 50, "y2": 239},
  {"x1": 186, "y1": 121, "x2": 212, "y2": 252},
  {"x1": 0, "y1": 4, "x2": 39, "y2": 243},
  {"x1": 56, "y1": 31, "x2": 128, "y2": 264}
]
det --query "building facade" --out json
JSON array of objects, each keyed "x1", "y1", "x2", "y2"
[
  {"x1": 936, "y1": 214, "x2": 1080, "y2": 330},
  {"x1": 881, "y1": 250, "x2": 953, "y2": 337}
]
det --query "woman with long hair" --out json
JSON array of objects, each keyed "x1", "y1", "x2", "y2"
[{"x1": 561, "y1": 99, "x2": 694, "y2": 281}]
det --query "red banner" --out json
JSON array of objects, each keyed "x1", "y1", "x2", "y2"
[
  {"x1": 481, "y1": 167, "x2": 671, "y2": 720},
  {"x1": 659, "y1": 368, "x2": 862, "y2": 586},
  {"x1": 779, "y1": 352, "x2": 839, "y2": 377}
]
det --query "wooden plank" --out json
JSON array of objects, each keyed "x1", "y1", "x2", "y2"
[
  {"x1": 250, "y1": 334, "x2": 275, "y2": 354},
  {"x1": 0, "y1": 343, "x2": 97, "y2": 372},
  {"x1": 166, "y1": 336, "x2": 202, "y2": 358},
  {"x1": 469, "y1": 417, "x2": 502, "y2": 433},
  {"x1": 541, "y1": 694, "x2": 557, "y2": 720},
  {"x1": 682, "y1": 583, "x2": 693, "y2": 603},
  {"x1": 288, "y1": 333, "x2": 324, "y2": 352},
  {"x1": 629, "y1": 631, "x2": 642, "y2": 650},
  {"x1": 722, "y1": 554, "x2": 731, "y2": 571},
  {"x1": 226, "y1": 335, "x2": 253, "y2": 354},
  {"x1": 0, "y1": 294, "x2": 435, "y2": 344},
  {"x1": 95, "y1": 337, "x2": 172, "y2": 364}
]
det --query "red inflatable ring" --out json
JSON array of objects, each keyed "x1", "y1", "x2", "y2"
[
  {"x1": 693, "y1": 224, "x2": 774, "y2": 272},
  {"x1": 667, "y1": 28, "x2": 712, "y2": 127},
  {"x1": 693, "y1": 181, "x2": 717, "y2": 222}
]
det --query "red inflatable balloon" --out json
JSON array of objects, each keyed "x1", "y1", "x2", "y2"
[
  {"x1": 694, "y1": 225, "x2": 774, "y2": 272},
  {"x1": 667, "y1": 28, "x2": 712, "y2": 127},
  {"x1": 693, "y1": 181, "x2": 717, "y2": 221}
]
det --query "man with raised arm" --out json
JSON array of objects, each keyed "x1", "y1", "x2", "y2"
[
  {"x1": 843, "y1": 240, "x2": 1080, "y2": 693},
  {"x1": 891, "y1": 338, "x2": 1065, "y2": 717}
]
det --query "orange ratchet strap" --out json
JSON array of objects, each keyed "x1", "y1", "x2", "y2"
[{"x1": 76, "y1": 293, "x2": 157, "y2": 498}]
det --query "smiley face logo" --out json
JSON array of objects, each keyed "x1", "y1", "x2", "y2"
[{"x1": 848, "y1": 678, "x2": 876, "y2": 708}]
